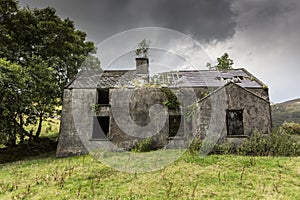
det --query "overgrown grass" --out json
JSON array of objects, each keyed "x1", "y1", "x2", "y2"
[
  {"x1": 25, "y1": 118, "x2": 60, "y2": 139},
  {"x1": 0, "y1": 118, "x2": 59, "y2": 164},
  {"x1": 0, "y1": 152, "x2": 299, "y2": 199}
]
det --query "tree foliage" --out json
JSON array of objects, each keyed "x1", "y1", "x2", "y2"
[
  {"x1": 0, "y1": 59, "x2": 25, "y2": 146},
  {"x1": 0, "y1": 0, "x2": 100, "y2": 146},
  {"x1": 207, "y1": 53, "x2": 234, "y2": 70}
]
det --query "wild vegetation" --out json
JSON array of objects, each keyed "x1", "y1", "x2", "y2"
[
  {"x1": 0, "y1": 0, "x2": 99, "y2": 147},
  {"x1": 0, "y1": 149, "x2": 299, "y2": 199},
  {"x1": 206, "y1": 53, "x2": 234, "y2": 70}
]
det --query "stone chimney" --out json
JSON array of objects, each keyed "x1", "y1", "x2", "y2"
[{"x1": 135, "y1": 57, "x2": 149, "y2": 75}]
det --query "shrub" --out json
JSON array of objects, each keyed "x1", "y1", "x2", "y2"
[
  {"x1": 188, "y1": 138, "x2": 202, "y2": 154},
  {"x1": 265, "y1": 128, "x2": 299, "y2": 156},
  {"x1": 211, "y1": 142, "x2": 236, "y2": 155},
  {"x1": 282, "y1": 122, "x2": 300, "y2": 135},
  {"x1": 237, "y1": 131, "x2": 267, "y2": 156},
  {"x1": 131, "y1": 138, "x2": 153, "y2": 153},
  {"x1": 237, "y1": 129, "x2": 300, "y2": 156}
]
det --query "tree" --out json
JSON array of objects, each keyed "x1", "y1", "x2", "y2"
[
  {"x1": 206, "y1": 53, "x2": 234, "y2": 70},
  {"x1": 3, "y1": 6, "x2": 100, "y2": 91},
  {"x1": 0, "y1": 1, "x2": 100, "y2": 145},
  {"x1": 0, "y1": 0, "x2": 18, "y2": 57},
  {"x1": 135, "y1": 39, "x2": 150, "y2": 58},
  {"x1": 216, "y1": 53, "x2": 234, "y2": 70},
  {"x1": 0, "y1": 59, "x2": 25, "y2": 146}
]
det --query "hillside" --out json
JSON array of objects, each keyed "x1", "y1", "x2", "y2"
[{"x1": 272, "y1": 98, "x2": 300, "y2": 127}]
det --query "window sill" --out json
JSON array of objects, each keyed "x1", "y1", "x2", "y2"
[
  {"x1": 168, "y1": 136, "x2": 185, "y2": 140},
  {"x1": 89, "y1": 138, "x2": 110, "y2": 141}
]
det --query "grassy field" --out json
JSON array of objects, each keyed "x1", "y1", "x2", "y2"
[{"x1": 0, "y1": 152, "x2": 299, "y2": 200}]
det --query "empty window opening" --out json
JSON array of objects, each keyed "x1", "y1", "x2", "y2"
[
  {"x1": 169, "y1": 115, "x2": 182, "y2": 137},
  {"x1": 97, "y1": 89, "x2": 109, "y2": 104},
  {"x1": 226, "y1": 110, "x2": 244, "y2": 136},
  {"x1": 92, "y1": 116, "x2": 110, "y2": 139}
]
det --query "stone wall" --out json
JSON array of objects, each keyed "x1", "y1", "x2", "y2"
[
  {"x1": 103, "y1": 88, "x2": 179, "y2": 150},
  {"x1": 56, "y1": 83, "x2": 272, "y2": 156},
  {"x1": 56, "y1": 89, "x2": 96, "y2": 157},
  {"x1": 197, "y1": 83, "x2": 272, "y2": 145}
]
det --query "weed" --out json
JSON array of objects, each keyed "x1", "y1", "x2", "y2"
[
  {"x1": 166, "y1": 181, "x2": 173, "y2": 198},
  {"x1": 131, "y1": 138, "x2": 153, "y2": 153},
  {"x1": 188, "y1": 138, "x2": 202, "y2": 154},
  {"x1": 240, "y1": 165, "x2": 246, "y2": 183}
]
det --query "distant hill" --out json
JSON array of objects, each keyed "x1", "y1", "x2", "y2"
[{"x1": 272, "y1": 98, "x2": 300, "y2": 127}]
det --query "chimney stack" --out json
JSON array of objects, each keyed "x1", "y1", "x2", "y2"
[{"x1": 135, "y1": 57, "x2": 149, "y2": 75}]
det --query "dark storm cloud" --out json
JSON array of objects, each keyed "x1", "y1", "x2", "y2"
[
  {"x1": 19, "y1": 0, "x2": 237, "y2": 43},
  {"x1": 235, "y1": 0, "x2": 299, "y2": 30},
  {"x1": 149, "y1": 0, "x2": 237, "y2": 42}
]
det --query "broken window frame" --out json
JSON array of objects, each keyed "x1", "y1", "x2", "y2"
[{"x1": 226, "y1": 109, "x2": 245, "y2": 137}]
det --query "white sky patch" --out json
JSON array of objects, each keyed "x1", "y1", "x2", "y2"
[{"x1": 203, "y1": 0, "x2": 300, "y2": 103}]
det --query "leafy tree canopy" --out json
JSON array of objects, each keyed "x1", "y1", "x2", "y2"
[
  {"x1": 207, "y1": 53, "x2": 234, "y2": 70},
  {"x1": 0, "y1": 0, "x2": 100, "y2": 146}
]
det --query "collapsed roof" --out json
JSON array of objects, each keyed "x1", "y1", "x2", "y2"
[{"x1": 66, "y1": 68, "x2": 264, "y2": 89}]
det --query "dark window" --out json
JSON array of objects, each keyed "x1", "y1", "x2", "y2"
[
  {"x1": 226, "y1": 110, "x2": 244, "y2": 136},
  {"x1": 92, "y1": 116, "x2": 110, "y2": 139},
  {"x1": 169, "y1": 115, "x2": 181, "y2": 137},
  {"x1": 97, "y1": 89, "x2": 109, "y2": 104}
]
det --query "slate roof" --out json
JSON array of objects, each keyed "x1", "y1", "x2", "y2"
[
  {"x1": 153, "y1": 69, "x2": 263, "y2": 88},
  {"x1": 66, "y1": 68, "x2": 264, "y2": 89}
]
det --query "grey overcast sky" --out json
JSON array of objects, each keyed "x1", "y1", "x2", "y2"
[{"x1": 19, "y1": 0, "x2": 300, "y2": 103}]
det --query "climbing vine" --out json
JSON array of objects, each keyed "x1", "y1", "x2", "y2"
[{"x1": 160, "y1": 88, "x2": 180, "y2": 110}]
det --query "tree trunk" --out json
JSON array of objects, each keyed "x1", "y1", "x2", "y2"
[
  {"x1": 19, "y1": 114, "x2": 24, "y2": 144},
  {"x1": 35, "y1": 113, "x2": 43, "y2": 139}
]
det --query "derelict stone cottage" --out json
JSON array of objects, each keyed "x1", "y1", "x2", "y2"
[{"x1": 56, "y1": 58, "x2": 272, "y2": 157}]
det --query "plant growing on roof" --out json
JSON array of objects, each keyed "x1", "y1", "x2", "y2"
[
  {"x1": 206, "y1": 53, "x2": 234, "y2": 70},
  {"x1": 135, "y1": 39, "x2": 151, "y2": 58}
]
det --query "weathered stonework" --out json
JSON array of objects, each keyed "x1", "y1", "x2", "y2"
[
  {"x1": 56, "y1": 89, "x2": 89, "y2": 157},
  {"x1": 197, "y1": 83, "x2": 271, "y2": 145},
  {"x1": 56, "y1": 62, "x2": 272, "y2": 157}
]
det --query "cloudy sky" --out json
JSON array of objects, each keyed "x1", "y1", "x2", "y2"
[{"x1": 19, "y1": 0, "x2": 300, "y2": 103}]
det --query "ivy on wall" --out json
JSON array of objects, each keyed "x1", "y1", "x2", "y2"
[{"x1": 160, "y1": 88, "x2": 180, "y2": 110}]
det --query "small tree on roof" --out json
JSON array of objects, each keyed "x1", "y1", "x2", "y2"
[
  {"x1": 206, "y1": 53, "x2": 234, "y2": 70},
  {"x1": 135, "y1": 39, "x2": 150, "y2": 58},
  {"x1": 216, "y1": 53, "x2": 234, "y2": 70}
]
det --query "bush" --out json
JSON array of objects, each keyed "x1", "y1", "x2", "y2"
[
  {"x1": 131, "y1": 138, "x2": 153, "y2": 153},
  {"x1": 265, "y1": 128, "x2": 299, "y2": 156},
  {"x1": 237, "y1": 131, "x2": 268, "y2": 156},
  {"x1": 188, "y1": 138, "x2": 202, "y2": 154},
  {"x1": 282, "y1": 122, "x2": 300, "y2": 135},
  {"x1": 211, "y1": 142, "x2": 236, "y2": 155},
  {"x1": 188, "y1": 139, "x2": 235, "y2": 155},
  {"x1": 237, "y1": 129, "x2": 300, "y2": 156}
]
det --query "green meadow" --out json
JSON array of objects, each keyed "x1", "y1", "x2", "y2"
[{"x1": 0, "y1": 151, "x2": 299, "y2": 199}]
